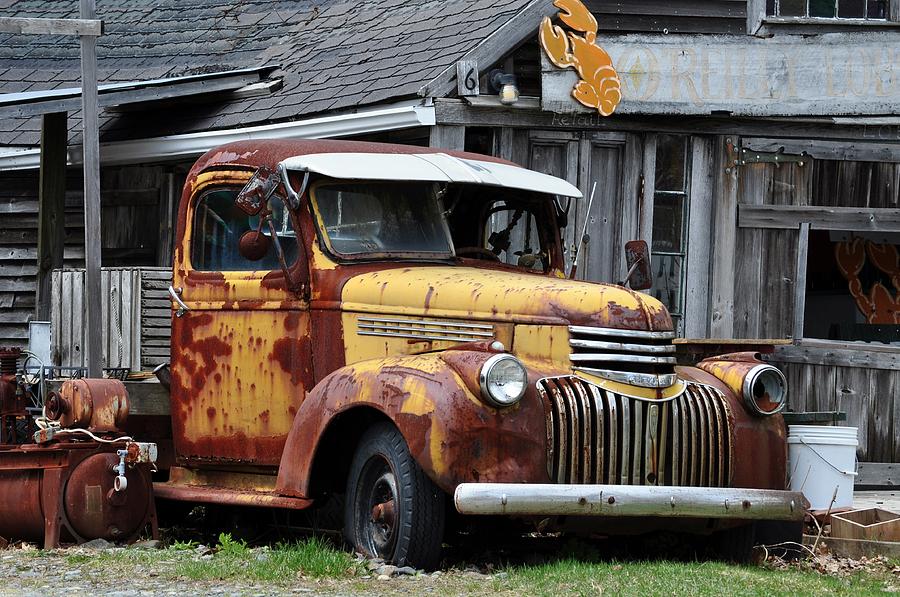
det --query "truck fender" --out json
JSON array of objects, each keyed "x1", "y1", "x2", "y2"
[{"x1": 274, "y1": 351, "x2": 548, "y2": 499}]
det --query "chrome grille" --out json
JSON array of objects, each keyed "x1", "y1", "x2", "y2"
[
  {"x1": 568, "y1": 325, "x2": 677, "y2": 388},
  {"x1": 537, "y1": 376, "x2": 732, "y2": 487}
]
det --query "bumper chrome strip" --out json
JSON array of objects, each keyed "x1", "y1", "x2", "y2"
[{"x1": 454, "y1": 483, "x2": 807, "y2": 521}]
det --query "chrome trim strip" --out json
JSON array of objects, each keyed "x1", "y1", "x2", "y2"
[
  {"x1": 569, "y1": 339, "x2": 676, "y2": 354},
  {"x1": 359, "y1": 316, "x2": 493, "y2": 330},
  {"x1": 570, "y1": 354, "x2": 677, "y2": 365},
  {"x1": 573, "y1": 367, "x2": 678, "y2": 389},
  {"x1": 569, "y1": 325, "x2": 676, "y2": 340},
  {"x1": 455, "y1": 483, "x2": 807, "y2": 520}
]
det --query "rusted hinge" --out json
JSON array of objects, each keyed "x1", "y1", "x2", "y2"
[{"x1": 725, "y1": 137, "x2": 809, "y2": 172}]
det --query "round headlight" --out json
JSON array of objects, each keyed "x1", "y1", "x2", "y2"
[
  {"x1": 479, "y1": 354, "x2": 527, "y2": 408},
  {"x1": 742, "y1": 365, "x2": 788, "y2": 416}
]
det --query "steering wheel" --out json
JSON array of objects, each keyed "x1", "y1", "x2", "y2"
[{"x1": 456, "y1": 246, "x2": 501, "y2": 261}]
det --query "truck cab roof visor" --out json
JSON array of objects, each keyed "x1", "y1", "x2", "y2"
[{"x1": 279, "y1": 153, "x2": 583, "y2": 198}]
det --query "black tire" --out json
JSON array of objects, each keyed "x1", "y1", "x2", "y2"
[{"x1": 344, "y1": 422, "x2": 445, "y2": 569}]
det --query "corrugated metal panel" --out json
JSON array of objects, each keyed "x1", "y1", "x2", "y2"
[
  {"x1": 50, "y1": 267, "x2": 142, "y2": 370},
  {"x1": 587, "y1": 0, "x2": 747, "y2": 34}
]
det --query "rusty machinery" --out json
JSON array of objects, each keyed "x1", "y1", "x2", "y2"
[{"x1": 0, "y1": 353, "x2": 158, "y2": 548}]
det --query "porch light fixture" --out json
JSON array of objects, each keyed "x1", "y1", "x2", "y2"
[{"x1": 489, "y1": 69, "x2": 520, "y2": 106}]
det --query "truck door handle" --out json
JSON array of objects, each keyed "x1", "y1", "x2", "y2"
[{"x1": 168, "y1": 285, "x2": 190, "y2": 318}]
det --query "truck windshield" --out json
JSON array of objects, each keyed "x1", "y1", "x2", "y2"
[{"x1": 311, "y1": 182, "x2": 454, "y2": 258}]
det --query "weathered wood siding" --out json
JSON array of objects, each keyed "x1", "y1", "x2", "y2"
[
  {"x1": 776, "y1": 353, "x2": 900, "y2": 463},
  {"x1": 0, "y1": 170, "x2": 85, "y2": 348},
  {"x1": 0, "y1": 163, "x2": 185, "y2": 350},
  {"x1": 139, "y1": 267, "x2": 172, "y2": 370},
  {"x1": 50, "y1": 268, "x2": 142, "y2": 370},
  {"x1": 587, "y1": 0, "x2": 747, "y2": 34}
]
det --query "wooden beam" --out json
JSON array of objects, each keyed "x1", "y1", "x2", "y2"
[
  {"x1": 856, "y1": 463, "x2": 900, "y2": 487},
  {"x1": 708, "y1": 136, "x2": 738, "y2": 338},
  {"x1": 428, "y1": 125, "x2": 466, "y2": 150},
  {"x1": 0, "y1": 17, "x2": 102, "y2": 36},
  {"x1": 418, "y1": 0, "x2": 556, "y2": 98},
  {"x1": 792, "y1": 223, "x2": 810, "y2": 341},
  {"x1": 684, "y1": 136, "x2": 714, "y2": 339},
  {"x1": 746, "y1": 0, "x2": 766, "y2": 34},
  {"x1": 35, "y1": 112, "x2": 68, "y2": 322},
  {"x1": 742, "y1": 137, "x2": 900, "y2": 163},
  {"x1": 81, "y1": 0, "x2": 103, "y2": 378},
  {"x1": 772, "y1": 341, "x2": 900, "y2": 371},
  {"x1": 738, "y1": 205, "x2": 900, "y2": 232},
  {"x1": 433, "y1": 99, "x2": 900, "y2": 143}
]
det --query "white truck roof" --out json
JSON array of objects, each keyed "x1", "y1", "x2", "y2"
[{"x1": 279, "y1": 152, "x2": 583, "y2": 198}]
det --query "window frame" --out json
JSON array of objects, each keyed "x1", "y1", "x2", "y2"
[
  {"x1": 188, "y1": 185, "x2": 300, "y2": 273},
  {"x1": 748, "y1": 0, "x2": 900, "y2": 33},
  {"x1": 475, "y1": 196, "x2": 559, "y2": 274}
]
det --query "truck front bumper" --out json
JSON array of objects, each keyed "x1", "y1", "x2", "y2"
[{"x1": 454, "y1": 483, "x2": 807, "y2": 521}]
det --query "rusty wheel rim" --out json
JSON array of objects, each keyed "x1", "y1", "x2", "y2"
[{"x1": 360, "y1": 458, "x2": 398, "y2": 559}]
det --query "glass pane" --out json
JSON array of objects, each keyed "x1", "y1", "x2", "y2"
[
  {"x1": 654, "y1": 135, "x2": 686, "y2": 192},
  {"x1": 650, "y1": 254, "x2": 684, "y2": 316},
  {"x1": 651, "y1": 194, "x2": 685, "y2": 253},
  {"x1": 779, "y1": 0, "x2": 807, "y2": 15},
  {"x1": 811, "y1": 0, "x2": 837, "y2": 16},
  {"x1": 191, "y1": 190, "x2": 298, "y2": 271},
  {"x1": 837, "y1": 0, "x2": 865, "y2": 16},
  {"x1": 314, "y1": 182, "x2": 453, "y2": 256},
  {"x1": 766, "y1": 0, "x2": 776, "y2": 13},
  {"x1": 867, "y1": 0, "x2": 888, "y2": 18}
]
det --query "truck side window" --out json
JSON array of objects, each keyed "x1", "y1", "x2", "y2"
[{"x1": 191, "y1": 188, "x2": 298, "y2": 271}]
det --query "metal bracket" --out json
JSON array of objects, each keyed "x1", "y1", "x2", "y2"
[{"x1": 725, "y1": 138, "x2": 809, "y2": 172}]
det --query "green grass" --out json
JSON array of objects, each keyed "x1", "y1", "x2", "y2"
[{"x1": 494, "y1": 559, "x2": 893, "y2": 597}]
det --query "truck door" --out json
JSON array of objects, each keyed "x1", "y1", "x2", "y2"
[{"x1": 169, "y1": 173, "x2": 312, "y2": 468}]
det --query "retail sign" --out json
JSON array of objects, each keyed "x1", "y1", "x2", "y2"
[
  {"x1": 539, "y1": 0, "x2": 621, "y2": 116},
  {"x1": 541, "y1": 33, "x2": 900, "y2": 117}
]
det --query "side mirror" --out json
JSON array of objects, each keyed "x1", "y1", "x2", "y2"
[
  {"x1": 622, "y1": 240, "x2": 652, "y2": 290},
  {"x1": 238, "y1": 229, "x2": 272, "y2": 261},
  {"x1": 235, "y1": 167, "x2": 281, "y2": 216}
]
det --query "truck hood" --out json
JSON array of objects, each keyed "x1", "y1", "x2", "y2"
[{"x1": 340, "y1": 266, "x2": 672, "y2": 331}]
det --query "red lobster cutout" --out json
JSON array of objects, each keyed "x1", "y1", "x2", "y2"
[{"x1": 835, "y1": 238, "x2": 900, "y2": 324}]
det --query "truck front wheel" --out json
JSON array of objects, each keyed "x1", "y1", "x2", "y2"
[{"x1": 344, "y1": 422, "x2": 445, "y2": 569}]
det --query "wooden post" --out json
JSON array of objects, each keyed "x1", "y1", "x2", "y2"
[
  {"x1": 35, "y1": 112, "x2": 67, "y2": 321},
  {"x1": 792, "y1": 222, "x2": 810, "y2": 341},
  {"x1": 429, "y1": 125, "x2": 466, "y2": 150},
  {"x1": 80, "y1": 0, "x2": 103, "y2": 377}
]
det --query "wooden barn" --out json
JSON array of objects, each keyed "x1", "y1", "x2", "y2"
[{"x1": 0, "y1": 0, "x2": 897, "y2": 469}]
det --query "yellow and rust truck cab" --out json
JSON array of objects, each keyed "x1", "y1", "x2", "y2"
[{"x1": 161, "y1": 139, "x2": 806, "y2": 569}]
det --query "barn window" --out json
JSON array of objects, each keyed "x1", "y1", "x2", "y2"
[
  {"x1": 766, "y1": 0, "x2": 889, "y2": 19},
  {"x1": 650, "y1": 135, "x2": 690, "y2": 335}
]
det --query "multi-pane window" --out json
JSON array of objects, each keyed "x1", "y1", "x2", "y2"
[
  {"x1": 766, "y1": 0, "x2": 889, "y2": 19},
  {"x1": 650, "y1": 135, "x2": 690, "y2": 335}
]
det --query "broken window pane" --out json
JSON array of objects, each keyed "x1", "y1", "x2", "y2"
[{"x1": 651, "y1": 254, "x2": 684, "y2": 316}]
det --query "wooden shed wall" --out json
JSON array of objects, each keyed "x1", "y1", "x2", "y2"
[
  {"x1": 0, "y1": 163, "x2": 185, "y2": 351},
  {"x1": 587, "y1": 0, "x2": 747, "y2": 34}
]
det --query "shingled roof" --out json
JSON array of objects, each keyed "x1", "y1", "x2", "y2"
[{"x1": 0, "y1": 0, "x2": 536, "y2": 146}]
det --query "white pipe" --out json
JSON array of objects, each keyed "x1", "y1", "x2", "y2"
[{"x1": 0, "y1": 99, "x2": 436, "y2": 171}]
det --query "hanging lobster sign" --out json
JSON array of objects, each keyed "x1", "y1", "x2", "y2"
[
  {"x1": 835, "y1": 238, "x2": 900, "y2": 324},
  {"x1": 539, "y1": 0, "x2": 621, "y2": 116}
]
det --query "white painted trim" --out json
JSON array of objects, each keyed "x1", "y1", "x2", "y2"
[{"x1": 0, "y1": 100, "x2": 436, "y2": 171}]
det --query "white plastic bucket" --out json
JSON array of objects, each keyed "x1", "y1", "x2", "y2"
[{"x1": 787, "y1": 425, "x2": 858, "y2": 511}]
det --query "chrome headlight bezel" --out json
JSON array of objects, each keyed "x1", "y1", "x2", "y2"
[
  {"x1": 742, "y1": 364, "x2": 788, "y2": 416},
  {"x1": 478, "y1": 354, "x2": 528, "y2": 408}
]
